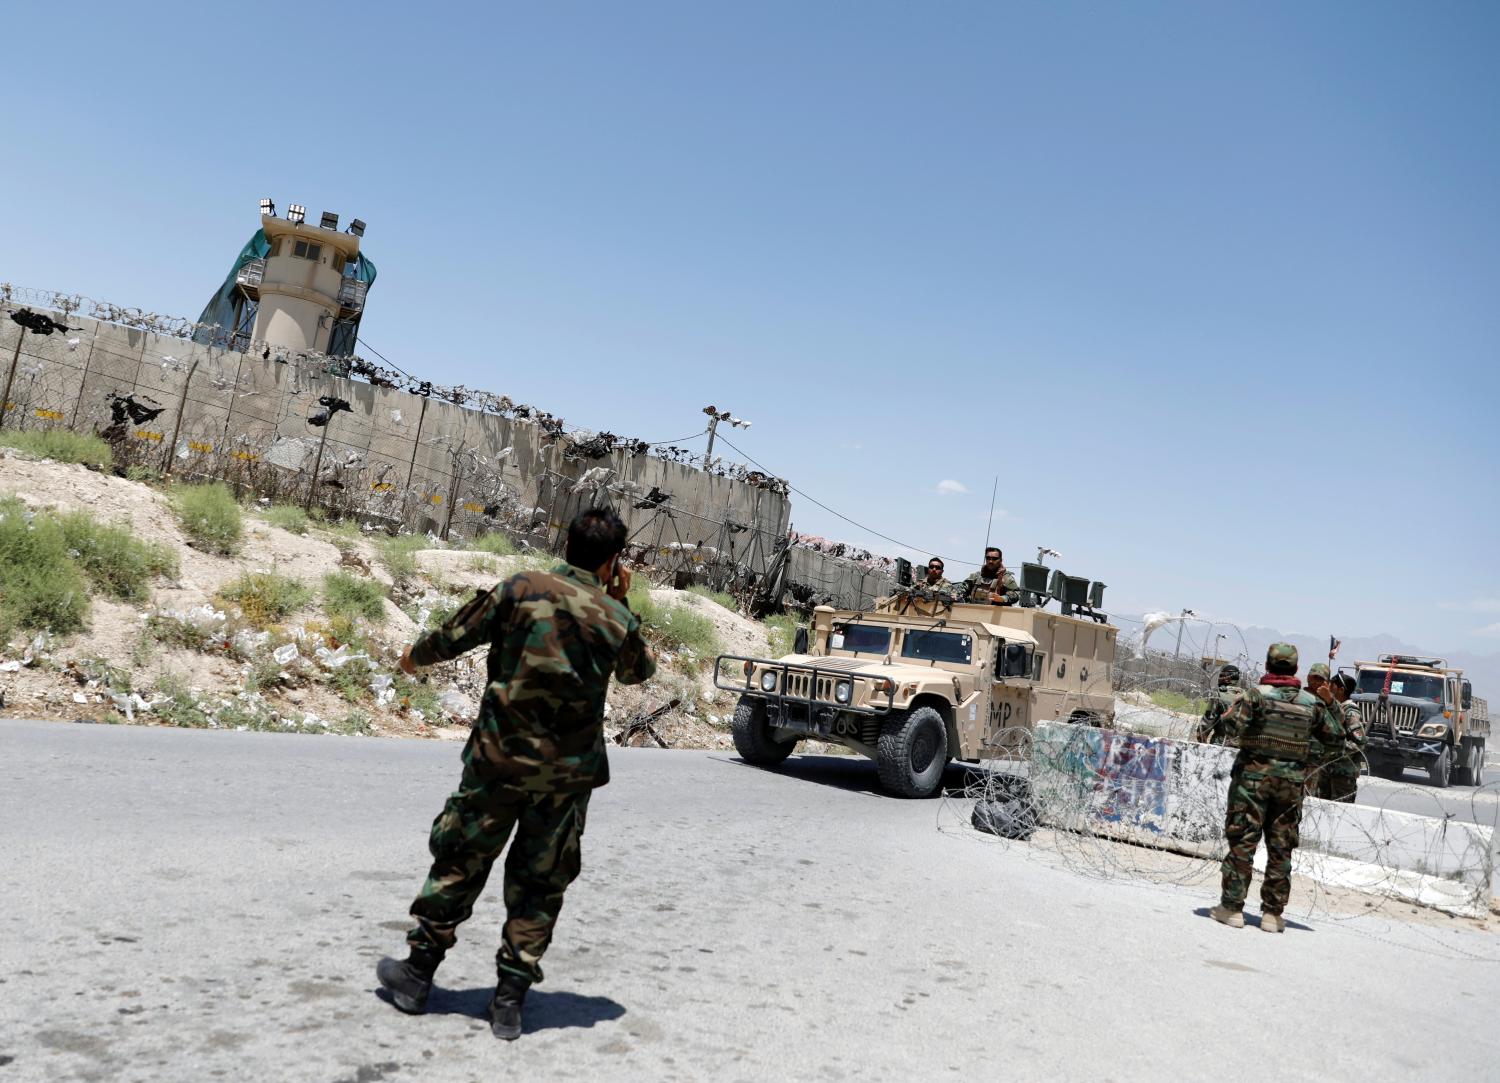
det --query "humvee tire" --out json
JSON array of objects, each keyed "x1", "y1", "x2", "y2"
[
  {"x1": 876, "y1": 706, "x2": 949, "y2": 798},
  {"x1": 732, "y1": 695, "x2": 795, "y2": 766}
]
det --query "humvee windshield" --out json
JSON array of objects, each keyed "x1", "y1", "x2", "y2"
[
  {"x1": 831, "y1": 624, "x2": 891, "y2": 654},
  {"x1": 901, "y1": 630, "x2": 972, "y2": 665},
  {"x1": 1357, "y1": 670, "x2": 1444, "y2": 702}
]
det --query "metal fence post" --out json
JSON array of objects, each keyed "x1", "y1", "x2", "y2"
[
  {"x1": 0, "y1": 327, "x2": 28, "y2": 431},
  {"x1": 161, "y1": 357, "x2": 201, "y2": 477}
]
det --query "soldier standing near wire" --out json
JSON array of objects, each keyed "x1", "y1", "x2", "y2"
[
  {"x1": 1197, "y1": 664, "x2": 1242, "y2": 744},
  {"x1": 1210, "y1": 643, "x2": 1343, "y2": 933},
  {"x1": 375, "y1": 507, "x2": 656, "y2": 1039},
  {"x1": 1304, "y1": 663, "x2": 1339, "y2": 798},
  {"x1": 1325, "y1": 673, "x2": 1366, "y2": 802}
]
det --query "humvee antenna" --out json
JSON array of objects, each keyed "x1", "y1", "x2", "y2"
[{"x1": 984, "y1": 476, "x2": 998, "y2": 550}]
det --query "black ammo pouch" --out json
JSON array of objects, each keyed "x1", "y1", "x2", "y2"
[{"x1": 1241, "y1": 691, "x2": 1316, "y2": 764}]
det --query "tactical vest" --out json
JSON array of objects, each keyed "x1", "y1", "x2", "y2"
[{"x1": 1241, "y1": 686, "x2": 1317, "y2": 763}]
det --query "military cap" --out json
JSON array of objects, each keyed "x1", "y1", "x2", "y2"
[
  {"x1": 1308, "y1": 663, "x2": 1330, "y2": 680},
  {"x1": 1265, "y1": 642, "x2": 1299, "y2": 674}
]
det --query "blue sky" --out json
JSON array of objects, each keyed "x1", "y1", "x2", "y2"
[{"x1": 4, "y1": 1, "x2": 1497, "y2": 658}]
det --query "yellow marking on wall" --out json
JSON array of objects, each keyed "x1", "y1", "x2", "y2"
[
  {"x1": 2, "y1": 402, "x2": 14, "y2": 411},
  {"x1": 135, "y1": 430, "x2": 164, "y2": 442},
  {"x1": 462, "y1": 501, "x2": 485, "y2": 514},
  {"x1": 232, "y1": 450, "x2": 259, "y2": 462},
  {"x1": 187, "y1": 440, "x2": 213, "y2": 454},
  {"x1": 427, "y1": 494, "x2": 444, "y2": 505},
  {"x1": 33, "y1": 408, "x2": 65, "y2": 421},
  {"x1": 370, "y1": 482, "x2": 395, "y2": 493}
]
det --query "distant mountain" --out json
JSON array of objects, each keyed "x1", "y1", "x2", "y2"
[{"x1": 1120, "y1": 617, "x2": 1500, "y2": 698}]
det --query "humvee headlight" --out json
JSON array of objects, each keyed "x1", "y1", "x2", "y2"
[
  {"x1": 1417, "y1": 722, "x2": 1448, "y2": 738},
  {"x1": 759, "y1": 670, "x2": 779, "y2": 693},
  {"x1": 834, "y1": 680, "x2": 853, "y2": 704}
]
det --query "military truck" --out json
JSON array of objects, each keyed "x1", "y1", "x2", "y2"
[
  {"x1": 715, "y1": 565, "x2": 1118, "y2": 797},
  {"x1": 1350, "y1": 655, "x2": 1490, "y2": 787}
]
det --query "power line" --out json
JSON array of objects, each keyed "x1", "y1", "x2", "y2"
[
  {"x1": 354, "y1": 336, "x2": 415, "y2": 380},
  {"x1": 711, "y1": 431, "x2": 981, "y2": 568}
]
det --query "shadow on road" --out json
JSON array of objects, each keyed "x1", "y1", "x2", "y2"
[
  {"x1": 1191, "y1": 906, "x2": 1313, "y2": 933},
  {"x1": 712, "y1": 753, "x2": 973, "y2": 799},
  {"x1": 377, "y1": 985, "x2": 626, "y2": 1032}
]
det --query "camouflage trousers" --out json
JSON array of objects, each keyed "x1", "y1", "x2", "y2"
[
  {"x1": 1307, "y1": 758, "x2": 1360, "y2": 803},
  {"x1": 406, "y1": 780, "x2": 590, "y2": 985},
  {"x1": 1220, "y1": 764, "x2": 1306, "y2": 914}
]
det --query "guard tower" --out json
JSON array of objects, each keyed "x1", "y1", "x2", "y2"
[{"x1": 198, "y1": 199, "x2": 374, "y2": 356}]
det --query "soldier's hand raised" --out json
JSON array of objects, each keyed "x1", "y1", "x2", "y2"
[{"x1": 607, "y1": 560, "x2": 632, "y2": 602}]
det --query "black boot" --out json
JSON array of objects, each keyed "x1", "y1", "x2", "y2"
[
  {"x1": 376, "y1": 949, "x2": 442, "y2": 1014},
  {"x1": 488, "y1": 975, "x2": 529, "y2": 1040}
]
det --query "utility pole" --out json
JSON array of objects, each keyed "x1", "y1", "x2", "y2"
[
  {"x1": 702, "y1": 405, "x2": 751, "y2": 467},
  {"x1": 1172, "y1": 608, "x2": 1196, "y2": 660}
]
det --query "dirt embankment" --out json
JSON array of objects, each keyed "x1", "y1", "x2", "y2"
[{"x1": 0, "y1": 453, "x2": 777, "y2": 749}]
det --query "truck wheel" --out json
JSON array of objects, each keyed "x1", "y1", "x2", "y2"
[
  {"x1": 1452, "y1": 739, "x2": 1474, "y2": 786},
  {"x1": 1428, "y1": 743, "x2": 1452, "y2": 788},
  {"x1": 1474, "y1": 743, "x2": 1486, "y2": 787},
  {"x1": 876, "y1": 706, "x2": 949, "y2": 798},
  {"x1": 731, "y1": 696, "x2": 795, "y2": 766}
]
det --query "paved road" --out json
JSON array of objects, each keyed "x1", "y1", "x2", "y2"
[{"x1": 3, "y1": 719, "x2": 1497, "y2": 1082}]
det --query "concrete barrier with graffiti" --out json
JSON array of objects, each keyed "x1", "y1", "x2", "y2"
[{"x1": 1029, "y1": 722, "x2": 1496, "y2": 915}]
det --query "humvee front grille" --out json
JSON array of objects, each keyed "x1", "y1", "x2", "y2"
[
  {"x1": 784, "y1": 672, "x2": 835, "y2": 701},
  {"x1": 1360, "y1": 701, "x2": 1419, "y2": 736}
]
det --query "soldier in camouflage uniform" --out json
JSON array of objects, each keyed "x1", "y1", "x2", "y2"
[
  {"x1": 1210, "y1": 643, "x2": 1343, "y2": 933},
  {"x1": 376, "y1": 508, "x2": 657, "y2": 1039},
  {"x1": 1304, "y1": 663, "x2": 1339, "y2": 799},
  {"x1": 1196, "y1": 664, "x2": 1241, "y2": 744},
  {"x1": 920, "y1": 557, "x2": 954, "y2": 592},
  {"x1": 1325, "y1": 673, "x2": 1366, "y2": 803},
  {"x1": 960, "y1": 547, "x2": 1020, "y2": 606}
]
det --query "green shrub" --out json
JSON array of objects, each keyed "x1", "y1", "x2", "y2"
[
  {"x1": 377, "y1": 534, "x2": 430, "y2": 580},
  {"x1": 1149, "y1": 690, "x2": 1207, "y2": 715},
  {"x1": 335, "y1": 709, "x2": 373, "y2": 736},
  {"x1": 0, "y1": 496, "x2": 90, "y2": 636},
  {"x1": 56, "y1": 510, "x2": 177, "y2": 602},
  {"x1": 171, "y1": 482, "x2": 242, "y2": 554},
  {"x1": 312, "y1": 517, "x2": 363, "y2": 553},
  {"x1": 152, "y1": 672, "x2": 213, "y2": 728},
  {"x1": 218, "y1": 572, "x2": 312, "y2": 629},
  {"x1": 0, "y1": 429, "x2": 113, "y2": 467},
  {"x1": 394, "y1": 674, "x2": 442, "y2": 718},
  {"x1": 323, "y1": 571, "x2": 386, "y2": 624},
  {"x1": 124, "y1": 465, "x2": 164, "y2": 484},
  {"x1": 628, "y1": 580, "x2": 720, "y2": 664},
  {"x1": 687, "y1": 585, "x2": 736, "y2": 611},
  {"x1": 468, "y1": 532, "x2": 516, "y2": 556},
  {"x1": 765, "y1": 614, "x2": 806, "y2": 658},
  {"x1": 260, "y1": 505, "x2": 310, "y2": 535}
]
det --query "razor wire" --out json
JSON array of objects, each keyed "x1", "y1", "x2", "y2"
[
  {"x1": 0, "y1": 292, "x2": 895, "y2": 610},
  {"x1": 935, "y1": 629, "x2": 1500, "y2": 953}
]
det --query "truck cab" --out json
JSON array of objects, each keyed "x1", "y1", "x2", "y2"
[{"x1": 1351, "y1": 655, "x2": 1489, "y2": 787}]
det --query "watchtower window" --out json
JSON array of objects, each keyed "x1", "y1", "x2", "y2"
[{"x1": 292, "y1": 240, "x2": 323, "y2": 262}]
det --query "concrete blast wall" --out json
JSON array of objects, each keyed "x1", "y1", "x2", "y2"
[{"x1": 0, "y1": 305, "x2": 880, "y2": 608}]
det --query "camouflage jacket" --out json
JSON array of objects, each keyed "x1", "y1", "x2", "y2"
[
  {"x1": 961, "y1": 570, "x2": 1020, "y2": 606},
  {"x1": 918, "y1": 576, "x2": 955, "y2": 594},
  {"x1": 1196, "y1": 688, "x2": 1239, "y2": 744},
  {"x1": 1220, "y1": 680, "x2": 1344, "y2": 782},
  {"x1": 409, "y1": 563, "x2": 657, "y2": 793},
  {"x1": 1339, "y1": 699, "x2": 1366, "y2": 755}
]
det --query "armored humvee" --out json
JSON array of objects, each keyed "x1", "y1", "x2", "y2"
[
  {"x1": 715, "y1": 567, "x2": 1118, "y2": 797},
  {"x1": 1351, "y1": 655, "x2": 1490, "y2": 787}
]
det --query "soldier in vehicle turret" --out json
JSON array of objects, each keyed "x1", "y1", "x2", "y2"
[{"x1": 959, "y1": 547, "x2": 1019, "y2": 606}]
